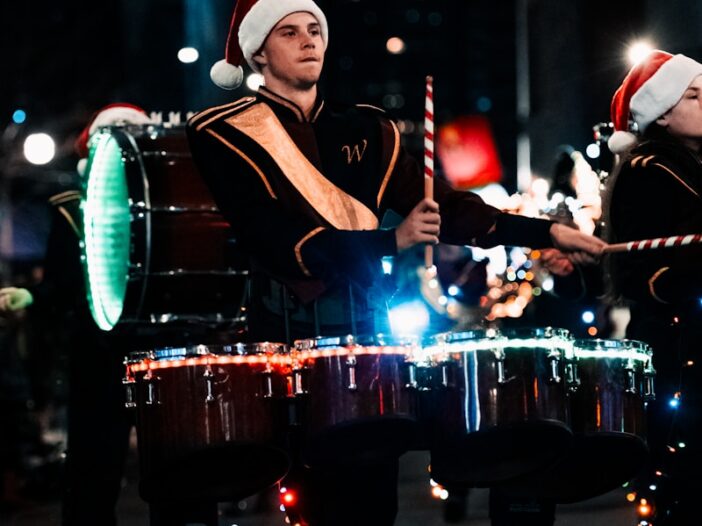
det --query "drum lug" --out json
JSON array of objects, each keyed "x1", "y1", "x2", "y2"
[
  {"x1": 346, "y1": 355, "x2": 358, "y2": 391},
  {"x1": 548, "y1": 355, "x2": 562, "y2": 384},
  {"x1": 496, "y1": 358, "x2": 506, "y2": 385},
  {"x1": 405, "y1": 362, "x2": 418, "y2": 390},
  {"x1": 293, "y1": 368, "x2": 308, "y2": 396},
  {"x1": 625, "y1": 367, "x2": 637, "y2": 395},
  {"x1": 204, "y1": 366, "x2": 216, "y2": 403},
  {"x1": 440, "y1": 363, "x2": 450, "y2": 388},
  {"x1": 123, "y1": 377, "x2": 137, "y2": 409},
  {"x1": 643, "y1": 372, "x2": 656, "y2": 401},
  {"x1": 261, "y1": 370, "x2": 274, "y2": 399},
  {"x1": 565, "y1": 361, "x2": 580, "y2": 392},
  {"x1": 144, "y1": 372, "x2": 161, "y2": 405}
]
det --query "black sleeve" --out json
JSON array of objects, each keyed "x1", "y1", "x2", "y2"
[
  {"x1": 187, "y1": 122, "x2": 396, "y2": 286},
  {"x1": 380, "y1": 145, "x2": 555, "y2": 249},
  {"x1": 611, "y1": 161, "x2": 702, "y2": 304}
]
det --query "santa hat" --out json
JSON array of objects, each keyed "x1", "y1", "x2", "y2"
[
  {"x1": 75, "y1": 103, "x2": 151, "y2": 175},
  {"x1": 608, "y1": 50, "x2": 702, "y2": 154},
  {"x1": 210, "y1": 0, "x2": 329, "y2": 90}
]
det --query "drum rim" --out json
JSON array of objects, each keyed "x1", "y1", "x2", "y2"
[
  {"x1": 572, "y1": 338, "x2": 652, "y2": 359},
  {"x1": 499, "y1": 326, "x2": 572, "y2": 340},
  {"x1": 293, "y1": 333, "x2": 420, "y2": 350},
  {"x1": 127, "y1": 342, "x2": 288, "y2": 362}
]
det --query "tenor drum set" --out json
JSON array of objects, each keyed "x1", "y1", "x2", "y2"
[
  {"x1": 80, "y1": 124, "x2": 657, "y2": 509},
  {"x1": 124, "y1": 327, "x2": 655, "y2": 505}
]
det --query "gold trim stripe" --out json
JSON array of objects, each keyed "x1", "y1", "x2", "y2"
[
  {"x1": 648, "y1": 266, "x2": 671, "y2": 304},
  {"x1": 195, "y1": 98, "x2": 256, "y2": 132},
  {"x1": 651, "y1": 162, "x2": 701, "y2": 199},
  {"x1": 49, "y1": 191, "x2": 81, "y2": 205},
  {"x1": 311, "y1": 101, "x2": 325, "y2": 123},
  {"x1": 226, "y1": 104, "x2": 378, "y2": 231},
  {"x1": 356, "y1": 103, "x2": 386, "y2": 114},
  {"x1": 57, "y1": 206, "x2": 81, "y2": 237},
  {"x1": 641, "y1": 155, "x2": 656, "y2": 167},
  {"x1": 205, "y1": 129, "x2": 277, "y2": 199},
  {"x1": 189, "y1": 97, "x2": 254, "y2": 128},
  {"x1": 377, "y1": 120, "x2": 401, "y2": 207},
  {"x1": 259, "y1": 87, "x2": 305, "y2": 122},
  {"x1": 295, "y1": 227, "x2": 326, "y2": 276}
]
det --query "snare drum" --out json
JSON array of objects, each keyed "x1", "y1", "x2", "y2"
[
  {"x1": 501, "y1": 338, "x2": 655, "y2": 502},
  {"x1": 425, "y1": 327, "x2": 574, "y2": 487},
  {"x1": 291, "y1": 335, "x2": 421, "y2": 466},
  {"x1": 125, "y1": 343, "x2": 291, "y2": 502}
]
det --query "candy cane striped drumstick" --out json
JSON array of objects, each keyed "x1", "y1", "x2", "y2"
[
  {"x1": 424, "y1": 75, "x2": 435, "y2": 269},
  {"x1": 603, "y1": 233, "x2": 702, "y2": 254}
]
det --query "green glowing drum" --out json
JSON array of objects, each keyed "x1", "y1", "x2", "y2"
[{"x1": 81, "y1": 124, "x2": 247, "y2": 331}]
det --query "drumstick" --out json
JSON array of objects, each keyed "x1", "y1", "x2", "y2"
[
  {"x1": 603, "y1": 233, "x2": 702, "y2": 254},
  {"x1": 424, "y1": 75, "x2": 435, "y2": 269}
]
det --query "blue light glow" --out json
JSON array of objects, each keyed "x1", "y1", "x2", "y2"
[
  {"x1": 447, "y1": 285, "x2": 460, "y2": 297},
  {"x1": 388, "y1": 301, "x2": 430, "y2": 336},
  {"x1": 581, "y1": 310, "x2": 595, "y2": 324},
  {"x1": 669, "y1": 398, "x2": 680, "y2": 409},
  {"x1": 381, "y1": 257, "x2": 393, "y2": 275},
  {"x1": 12, "y1": 109, "x2": 26, "y2": 124}
]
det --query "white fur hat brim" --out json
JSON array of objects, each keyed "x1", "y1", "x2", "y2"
[
  {"x1": 630, "y1": 54, "x2": 702, "y2": 132},
  {"x1": 239, "y1": 0, "x2": 329, "y2": 73}
]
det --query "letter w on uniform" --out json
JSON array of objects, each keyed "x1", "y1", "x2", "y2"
[{"x1": 342, "y1": 140, "x2": 368, "y2": 164}]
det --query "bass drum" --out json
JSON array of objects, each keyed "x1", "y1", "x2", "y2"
[{"x1": 81, "y1": 124, "x2": 247, "y2": 332}]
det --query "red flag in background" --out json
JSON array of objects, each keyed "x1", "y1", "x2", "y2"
[{"x1": 437, "y1": 115, "x2": 502, "y2": 190}]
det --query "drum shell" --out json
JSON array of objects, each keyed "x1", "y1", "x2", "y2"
[
  {"x1": 129, "y1": 353, "x2": 290, "y2": 499},
  {"x1": 430, "y1": 346, "x2": 568, "y2": 441},
  {"x1": 568, "y1": 356, "x2": 649, "y2": 437},
  {"x1": 294, "y1": 350, "x2": 417, "y2": 435}
]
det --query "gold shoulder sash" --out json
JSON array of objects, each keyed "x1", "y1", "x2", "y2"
[{"x1": 226, "y1": 104, "x2": 379, "y2": 231}]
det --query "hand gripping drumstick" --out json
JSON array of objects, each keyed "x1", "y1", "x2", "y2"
[
  {"x1": 424, "y1": 75, "x2": 435, "y2": 269},
  {"x1": 603, "y1": 233, "x2": 702, "y2": 254}
]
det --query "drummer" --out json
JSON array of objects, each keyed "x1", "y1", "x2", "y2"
[
  {"x1": 603, "y1": 50, "x2": 702, "y2": 525},
  {"x1": 0, "y1": 104, "x2": 152, "y2": 526},
  {"x1": 186, "y1": 1, "x2": 605, "y2": 524}
]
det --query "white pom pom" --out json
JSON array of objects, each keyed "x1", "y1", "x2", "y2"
[
  {"x1": 76, "y1": 158, "x2": 88, "y2": 177},
  {"x1": 607, "y1": 131, "x2": 639, "y2": 154},
  {"x1": 210, "y1": 60, "x2": 244, "y2": 90}
]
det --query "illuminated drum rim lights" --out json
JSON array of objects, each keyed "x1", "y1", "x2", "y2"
[
  {"x1": 573, "y1": 339, "x2": 653, "y2": 364},
  {"x1": 127, "y1": 344, "x2": 292, "y2": 374},
  {"x1": 82, "y1": 132, "x2": 131, "y2": 330},
  {"x1": 421, "y1": 336, "x2": 575, "y2": 362}
]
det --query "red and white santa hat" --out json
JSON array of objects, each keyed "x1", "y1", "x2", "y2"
[
  {"x1": 210, "y1": 0, "x2": 329, "y2": 90},
  {"x1": 75, "y1": 103, "x2": 151, "y2": 176},
  {"x1": 608, "y1": 50, "x2": 702, "y2": 154}
]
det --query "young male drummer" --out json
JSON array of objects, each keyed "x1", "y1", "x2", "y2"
[{"x1": 187, "y1": 1, "x2": 605, "y2": 524}]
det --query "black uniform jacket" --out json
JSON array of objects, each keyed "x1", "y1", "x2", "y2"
[
  {"x1": 610, "y1": 138, "x2": 702, "y2": 314},
  {"x1": 187, "y1": 87, "x2": 553, "y2": 303}
]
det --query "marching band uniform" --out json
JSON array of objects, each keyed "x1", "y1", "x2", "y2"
[
  {"x1": 187, "y1": 86, "x2": 556, "y2": 342},
  {"x1": 608, "y1": 137, "x2": 702, "y2": 524}
]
